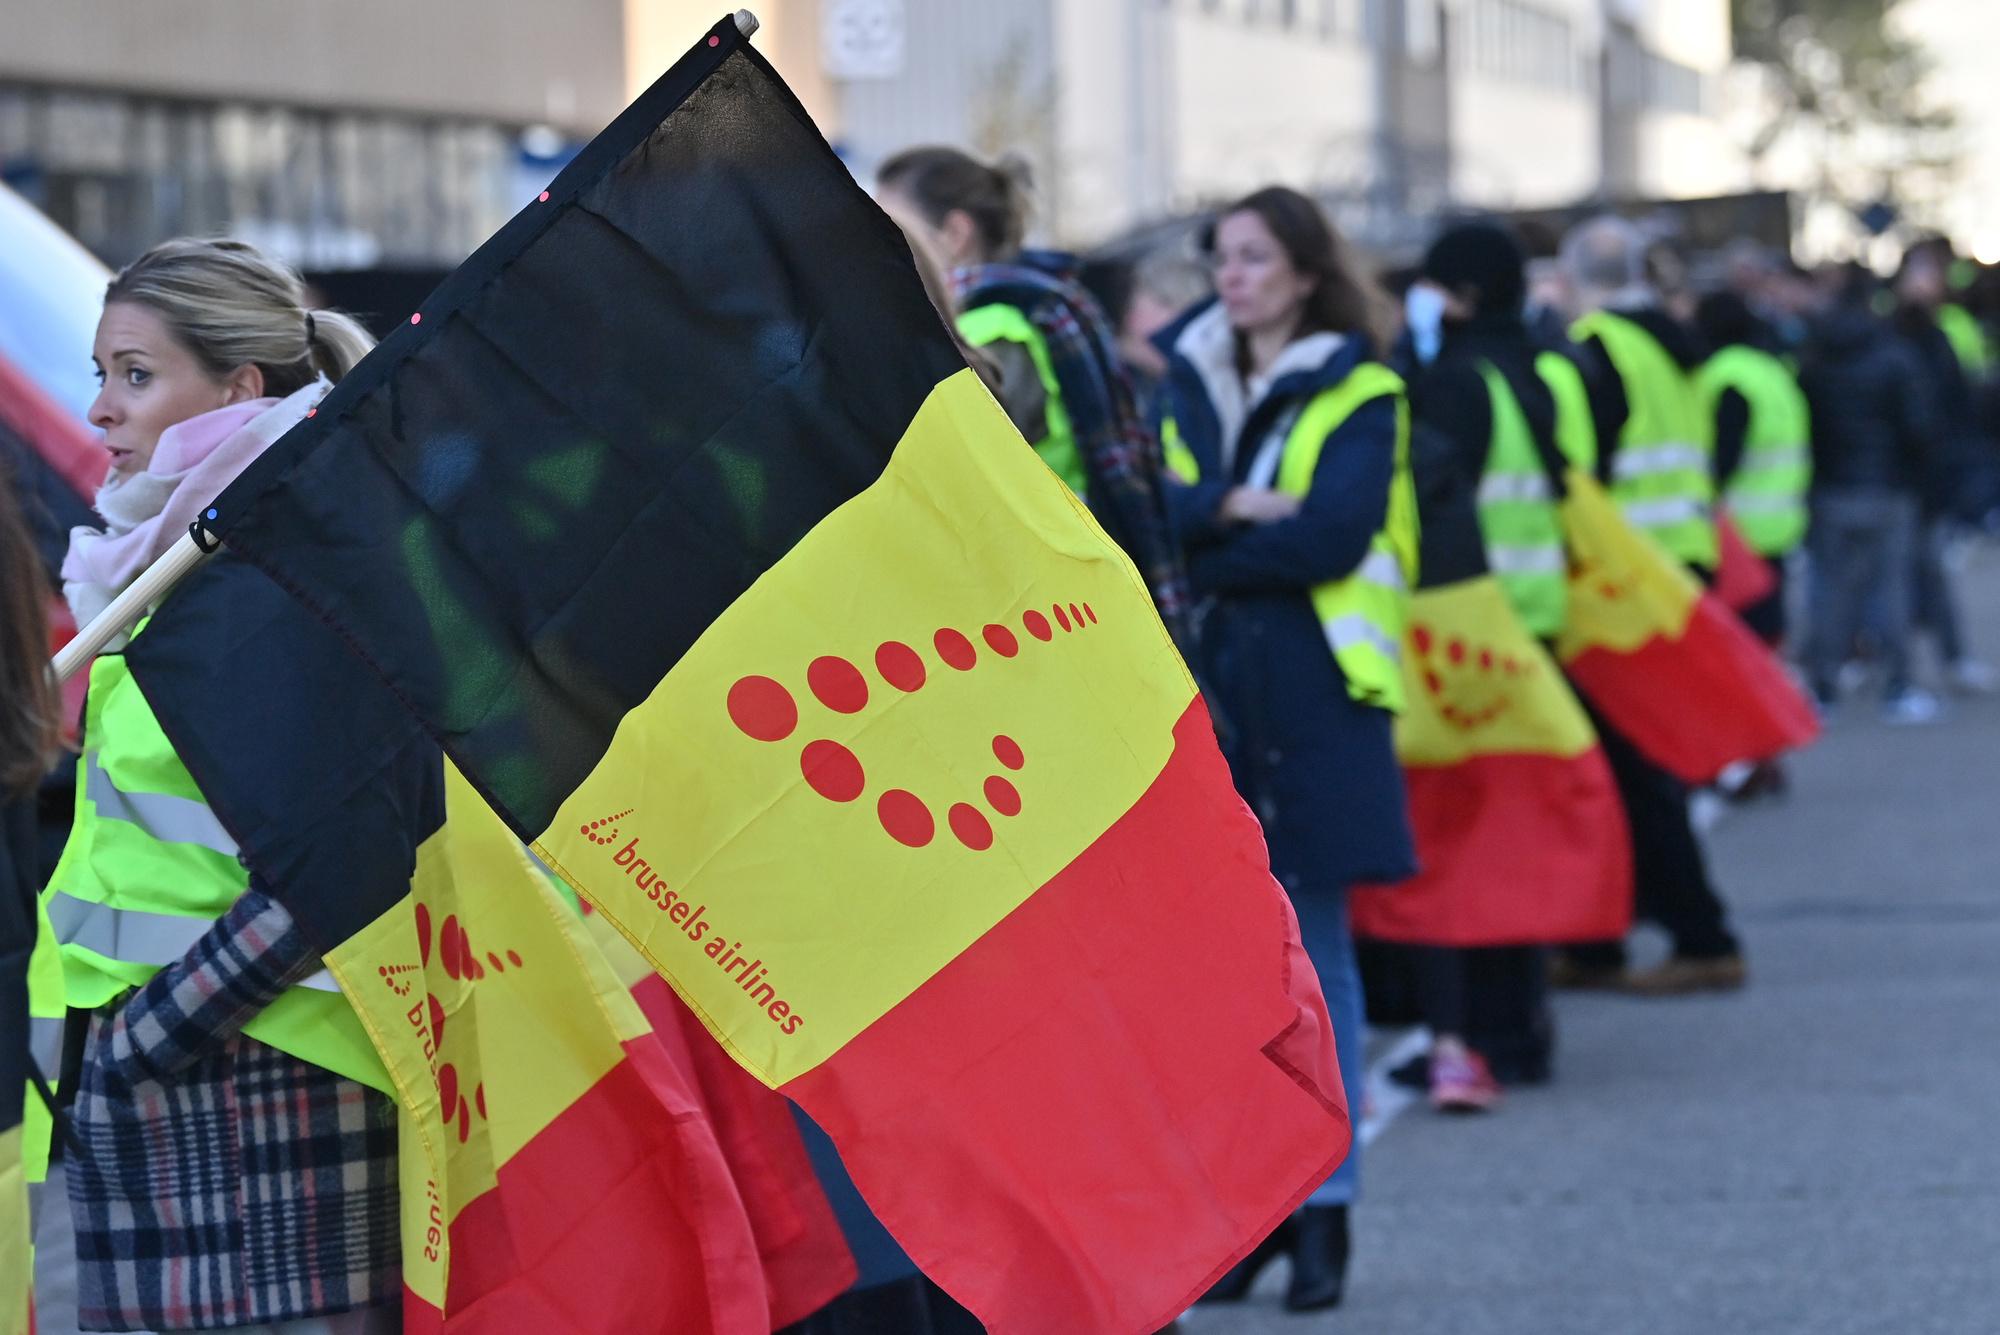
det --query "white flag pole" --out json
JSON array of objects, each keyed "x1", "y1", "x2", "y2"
[
  {"x1": 50, "y1": 529, "x2": 212, "y2": 684},
  {"x1": 735, "y1": 9, "x2": 759, "y2": 37}
]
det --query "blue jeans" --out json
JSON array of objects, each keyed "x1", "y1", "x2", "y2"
[{"x1": 1290, "y1": 888, "x2": 1364, "y2": 1206}]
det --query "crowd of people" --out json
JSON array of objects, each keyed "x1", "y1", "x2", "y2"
[
  {"x1": 881, "y1": 147, "x2": 1998, "y2": 1322},
  {"x1": 4, "y1": 133, "x2": 1995, "y2": 1334}
]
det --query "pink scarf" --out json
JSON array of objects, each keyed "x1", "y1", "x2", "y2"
[{"x1": 62, "y1": 379, "x2": 327, "y2": 634}]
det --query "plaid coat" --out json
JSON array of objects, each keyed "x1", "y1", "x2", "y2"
[{"x1": 65, "y1": 888, "x2": 399, "y2": 1331}]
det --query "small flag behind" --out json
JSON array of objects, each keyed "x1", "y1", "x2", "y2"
[
  {"x1": 1354, "y1": 575, "x2": 1632, "y2": 946},
  {"x1": 1557, "y1": 473, "x2": 1817, "y2": 784}
]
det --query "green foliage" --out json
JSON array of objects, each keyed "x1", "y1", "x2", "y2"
[{"x1": 1731, "y1": 0, "x2": 1954, "y2": 163}]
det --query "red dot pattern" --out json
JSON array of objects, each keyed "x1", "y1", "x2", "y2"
[
  {"x1": 984, "y1": 775, "x2": 1022, "y2": 817},
  {"x1": 724, "y1": 597, "x2": 1096, "y2": 848},
  {"x1": 878, "y1": 790, "x2": 934, "y2": 847},
  {"x1": 949, "y1": 803, "x2": 994, "y2": 851},
  {"x1": 935, "y1": 628, "x2": 977, "y2": 671},
  {"x1": 801, "y1": 739, "x2": 866, "y2": 802},
  {"x1": 1408, "y1": 619, "x2": 1532, "y2": 731},
  {"x1": 876, "y1": 641, "x2": 926, "y2": 692},
  {"x1": 808, "y1": 655, "x2": 869, "y2": 714},
  {"x1": 728, "y1": 676, "x2": 798, "y2": 742},
  {"x1": 409, "y1": 895, "x2": 529, "y2": 1146}
]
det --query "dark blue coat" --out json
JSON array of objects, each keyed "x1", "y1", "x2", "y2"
[{"x1": 1156, "y1": 303, "x2": 1416, "y2": 892}]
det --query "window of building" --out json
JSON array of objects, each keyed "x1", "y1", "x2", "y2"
[
  {"x1": 1642, "y1": 50, "x2": 1708, "y2": 116},
  {"x1": 1460, "y1": 0, "x2": 1583, "y2": 95},
  {"x1": 0, "y1": 85, "x2": 516, "y2": 269}
]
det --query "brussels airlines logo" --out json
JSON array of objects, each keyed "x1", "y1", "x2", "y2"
[
  {"x1": 380, "y1": 899, "x2": 527, "y2": 1143},
  {"x1": 579, "y1": 808, "x2": 633, "y2": 846},
  {"x1": 1410, "y1": 619, "x2": 1532, "y2": 733},
  {"x1": 722, "y1": 599, "x2": 1099, "y2": 850}
]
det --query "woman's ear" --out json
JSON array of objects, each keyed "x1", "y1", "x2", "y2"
[
  {"x1": 219, "y1": 363, "x2": 265, "y2": 406},
  {"x1": 940, "y1": 209, "x2": 981, "y2": 266}
]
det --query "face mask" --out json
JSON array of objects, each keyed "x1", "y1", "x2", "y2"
[{"x1": 1406, "y1": 284, "x2": 1447, "y2": 365}]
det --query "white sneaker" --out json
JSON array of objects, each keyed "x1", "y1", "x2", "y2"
[
  {"x1": 1947, "y1": 659, "x2": 1999, "y2": 695},
  {"x1": 1882, "y1": 689, "x2": 1943, "y2": 726}
]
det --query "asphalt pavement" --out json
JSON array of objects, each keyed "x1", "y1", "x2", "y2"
[{"x1": 1186, "y1": 544, "x2": 2000, "y2": 1335}]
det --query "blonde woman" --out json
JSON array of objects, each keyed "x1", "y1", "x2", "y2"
[{"x1": 45, "y1": 239, "x2": 396, "y2": 1333}]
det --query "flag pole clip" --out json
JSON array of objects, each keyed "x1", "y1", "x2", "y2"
[{"x1": 190, "y1": 512, "x2": 223, "y2": 554}]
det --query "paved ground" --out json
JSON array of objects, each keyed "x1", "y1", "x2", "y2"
[{"x1": 1188, "y1": 545, "x2": 2000, "y2": 1335}]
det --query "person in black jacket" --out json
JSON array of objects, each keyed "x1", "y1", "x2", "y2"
[
  {"x1": 1890, "y1": 245, "x2": 1998, "y2": 696},
  {"x1": 1797, "y1": 265, "x2": 1939, "y2": 721},
  {"x1": 1400, "y1": 221, "x2": 1565, "y2": 1093},
  {"x1": 1553, "y1": 217, "x2": 1746, "y2": 996}
]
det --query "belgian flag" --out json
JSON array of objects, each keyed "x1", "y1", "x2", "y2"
[
  {"x1": 1352, "y1": 574, "x2": 1633, "y2": 947},
  {"x1": 1557, "y1": 474, "x2": 1817, "y2": 784},
  {"x1": 124, "y1": 557, "x2": 838, "y2": 1331},
  {"x1": 131, "y1": 15, "x2": 1347, "y2": 1333}
]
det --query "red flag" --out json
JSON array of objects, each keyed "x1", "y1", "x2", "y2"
[
  {"x1": 584, "y1": 914, "x2": 857, "y2": 1330},
  {"x1": 1713, "y1": 511, "x2": 1778, "y2": 613}
]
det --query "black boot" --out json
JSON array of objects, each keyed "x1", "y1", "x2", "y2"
[
  {"x1": 1284, "y1": 1205, "x2": 1349, "y2": 1312},
  {"x1": 1196, "y1": 1215, "x2": 1296, "y2": 1303}
]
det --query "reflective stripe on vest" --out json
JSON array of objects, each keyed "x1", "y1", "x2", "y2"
[
  {"x1": 1476, "y1": 364, "x2": 1568, "y2": 638},
  {"x1": 1571, "y1": 310, "x2": 1718, "y2": 568},
  {"x1": 1610, "y1": 441, "x2": 1708, "y2": 479},
  {"x1": 1477, "y1": 473, "x2": 1554, "y2": 505},
  {"x1": 957, "y1": 302, "x2": 1090, "y2": 495},
  {"x1": 1696, "y1": 344, "x2": 1812, "y2": 556},
  {"x1": 84, "y1": 751, "x2": 238, "y2": 857},
  {"x1": 44, "y1": 651, "x2": 388, "y2": 1092},
  {"x1": 43, "y1": 889, "x2": 342, "y2": 993}
]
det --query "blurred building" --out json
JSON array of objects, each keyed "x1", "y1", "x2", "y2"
[
  {"x1": 0, "y1": 0, "x2": 1744, "y2": 275},
  {"x1": 737, "y1": 0, "x2": 1745, "y2": 253},
  {"x1": 0, "y1": 0, "x2": 647, "y2": 272}
]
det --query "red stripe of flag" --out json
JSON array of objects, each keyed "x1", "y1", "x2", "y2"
[{"x1": 782, "y1": 699, "x2": 1347, "y2": 1333}]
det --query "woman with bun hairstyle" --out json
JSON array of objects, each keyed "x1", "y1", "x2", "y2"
[{"x1": 878, "y1": 146, "x2": 1192, "y2": 643}]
